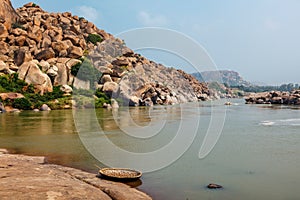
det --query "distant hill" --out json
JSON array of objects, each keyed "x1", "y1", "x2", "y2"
[{"x1": 192, "y1": 70, "x2": 252, "y2": 87}]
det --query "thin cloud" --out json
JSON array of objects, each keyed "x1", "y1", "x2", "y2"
[
  {"x1": 76, "y1": 5, "x2": 99, "y2": 22},
  {"x1": 138, "y1": 11, "x2": 168, "y2": 27}
]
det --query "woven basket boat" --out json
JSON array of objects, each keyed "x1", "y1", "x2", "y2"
[{"x1": 99, "y1": 168, "x2": 142, "y2": 180}]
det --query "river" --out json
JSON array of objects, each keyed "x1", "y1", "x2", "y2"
[{"x1": 0, "y1": 99, "x2": 300, "y2": 200}]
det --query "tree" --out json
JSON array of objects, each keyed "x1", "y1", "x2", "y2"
[{"x1": 0, "y1": 0, "x2": 20, "y2": 29}]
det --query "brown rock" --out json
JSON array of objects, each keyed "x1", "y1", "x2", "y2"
[
  {"x1": 25, "y1": 38, "x2": 36, "y2": 47},
  {"x1": 15, "y1": 35, "x2": 26, "y2": 46},
  {"x1": 103, "y1": 82, "x2": 119, "y2": 93},
  {"x1": 41, "y1": 36, "x2": 52, "y2": 48},
  {"x1": 40, "y1": 104, "x2": 51, "y2": 111},
  {"x1": 51, "y1": 41, "x2": 69, "y2": 53},
  {"x1": 0, "y1": 41, "x2": 9, "y2": 54},
  {"x1": 60, "y1": 16, "x2": 70, "y2": 24},
  {"x1": 18, "y1": 61, "x2": 53, "y2": 94},
  {"x1": 0, "y1": 93, "x2": 24, "y2": 100},
  {"x1": 207, "y1": 183, "x2": 223, "y2": 189},
  {"x1": 28, "y1": 29, "x2": 43, "y2": 42},
  {"x1": 66, "y1": 58, "x2": 81, "y2": 69},
  {"x1": 17, "y1": 61, "x2": 31, "y2": 80},
  {"x1": 39, "y1": 60, "x2": 50, "y2": 72},
  {"x1": 33, "y1": 16, "x2": 41, "y2": 26},
  {"x1": 68, "y1": 46, "x2": 83, "y2": 58},
  {"x1": 97, "y1": 66, "x2": 113, "y2": 75},
  {"x1": 60, "y1": 84, "x2": 73, "y2": 94},
  {"x1": 0, "y1": 23, "x2": 8, "y2": 38},
  {"x1": 73, "y1": 77, "x2": 90, "y2": 90},
  {"x1": 112, "y1": 57, "x2": 130, "y2": 66},
  {"x1": 0, "y1": 60, "x2": 8, "y2": 71},
  {"x1": 53, "y1": 63, "x2": 68, "y2": 86},
  {"x1": 24, "y1": 63, "x2": 53, "y2": 94},
  {"x1": 100, "y1": 74, "x2": 113, "y2": 84},
  {"x1": 14, "y1": 49, "x2": 25, "y2": 66},
  {"x1": 0, "y1": 0, "x2": 20, "y2": 30},
  {"x1": 35, "y1": 48, "x2": 55, "y2": 61},
  {"x1": 0, "y1": 152, "x2": 152, "y2": 200},
  {"x1": 10, "y1": 28, "x2": 27, "y2": 36},
  {"x1": 64, "y1": 34, "x2": 80, "y2": 45}
]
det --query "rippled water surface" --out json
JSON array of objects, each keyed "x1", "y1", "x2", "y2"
[{"x1": 0, "y1": 99, "x2": 300, "y2": 200}]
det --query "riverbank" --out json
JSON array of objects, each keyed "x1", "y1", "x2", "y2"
[{"x1": 0, "y1": 149, "x2": 151, "y2": 200}]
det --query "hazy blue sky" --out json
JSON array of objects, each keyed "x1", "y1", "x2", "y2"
[{"x1": 11, "y1": 0, "x2": 300, "y2": 85}]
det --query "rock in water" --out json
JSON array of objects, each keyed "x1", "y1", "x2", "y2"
[
  {"x1": 40, "y1": 104, "x2": 51, "y2": 111},
  {"x1": 0, "y1": 102, "x2": 6, "y2": 113},
  {"x1": 207, "y1": 183, "x2": 223, "y2": 189}
]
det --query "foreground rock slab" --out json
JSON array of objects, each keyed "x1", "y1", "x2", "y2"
[{"x1": 0, "y1": 150, "x2": 151, "y2": 200}]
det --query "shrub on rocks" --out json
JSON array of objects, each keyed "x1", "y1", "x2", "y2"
[
  {"x1": 12, "y1": 98, "x2": 32, "y2": 110},
  {"x1": 87, "y1": 34, "x2": 103, "y2": 45}
]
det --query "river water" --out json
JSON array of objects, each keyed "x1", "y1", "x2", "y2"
[{"x1": 0, "y1": 99, "x2": 300, "y2": 200}]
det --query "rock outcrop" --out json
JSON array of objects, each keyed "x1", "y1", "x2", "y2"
[
  {"x1": 245, "y1": 90, "x2": 300, "y2": 105},
  {"x1": 0, "y1": 2, "x2": 209, "y2": 106},
  {"x1": 0, "y1": 0, "x2": 20, "y2": 30},
  {"x1": 0, "y1": 149, "x2": 151, "y2": 200}
]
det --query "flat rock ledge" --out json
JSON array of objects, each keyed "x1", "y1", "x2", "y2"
[{"x1": 0, "y1": 149, "x2": 151, "y2": 200}]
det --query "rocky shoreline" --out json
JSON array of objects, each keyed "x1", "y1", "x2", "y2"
[
  {"x1": 0, "y1": 149, "x2": 151, "y2": 200},
  {"x1": 0, "y1": 2, "x2": 210, "y2": 112},
  {"x1": 245, "y1": 90, "x2": 300, "y2": 105}
]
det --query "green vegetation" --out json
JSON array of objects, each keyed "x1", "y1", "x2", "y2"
[
  {"x1": 0, "y1": 74, "x2": 66, "y2": 110},
  {"x1": 87, "y1": 34, "x2": 103, "y2": 45},
  {"x1": 73, "y1": 88, "x2": 111, "y2": 108},
  {"x1": 12, "y1": 22, "x2": 25, "y2": 30},
  {"x1": 12, "y1": 98, "x2": 32, "y2": 110},
  {"x1": 0, "y1": 73, "x2": 111, "y2": 110},
  {"x1": 233, "y1": 83, "x2": 300, "y2": 93},
  {"x1": 0, "y1": 74, "x2": 29, "y2": 93},
  {"x1": 71, "y1": 57, "x2": 102, "y2": 89},
  {"x1": 208, "y1": 82, "x2": 227, "y2": 93}
]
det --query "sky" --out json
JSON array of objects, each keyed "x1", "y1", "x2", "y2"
[{"x1": 11, "y1": 0, "x2": 300, "y2": 85}]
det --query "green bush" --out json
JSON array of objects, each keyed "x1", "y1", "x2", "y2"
[
  {"x1": 12, "y1": 98, "x2": 32, "y2": 110},
  {"x1": 73, "y1": 88, "x2": 94, "y2": 97},
  {"x1": 12, "y1": 22, "x2": 25, "y2": 30},
  {"x1": 95, "y1": 89, "x2": 110, "y2": 102},
  {"x1": 87, "y1": 34, "x2": 103, "y2": 45},
  {"x1": 0, "y1": 74, "x2": 28, "y2": 93},
  {"x1": 71, "y1": 58, "x2": 102, "y2": 88}
]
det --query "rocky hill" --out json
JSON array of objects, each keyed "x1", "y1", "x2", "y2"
[
  {"x1": 0, "y1": 2, "x2": 210, "y2": 110},
  {"x1": 192, "y1": 70, "x2": 251, "y2": 87}
]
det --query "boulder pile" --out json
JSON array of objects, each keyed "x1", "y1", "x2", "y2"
[
  {"x1": 0, "y1": 2, "x2": 210, "y2": 106},
  {"x1": 245, "y1": 90, "x2": 300, "y2": 105}
]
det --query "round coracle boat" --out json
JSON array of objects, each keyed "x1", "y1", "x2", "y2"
[{"x1": 99, "y1": 168, "x2": 142, "y2": 180}]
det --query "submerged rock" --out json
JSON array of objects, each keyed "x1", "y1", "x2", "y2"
[{"x1": 207, "y1": 183, "x2": 223, "y2": 189}]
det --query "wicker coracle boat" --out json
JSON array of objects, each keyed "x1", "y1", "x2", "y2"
[{"x1": 99, "y1": 168, "x2": 142, "y2": 180}]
